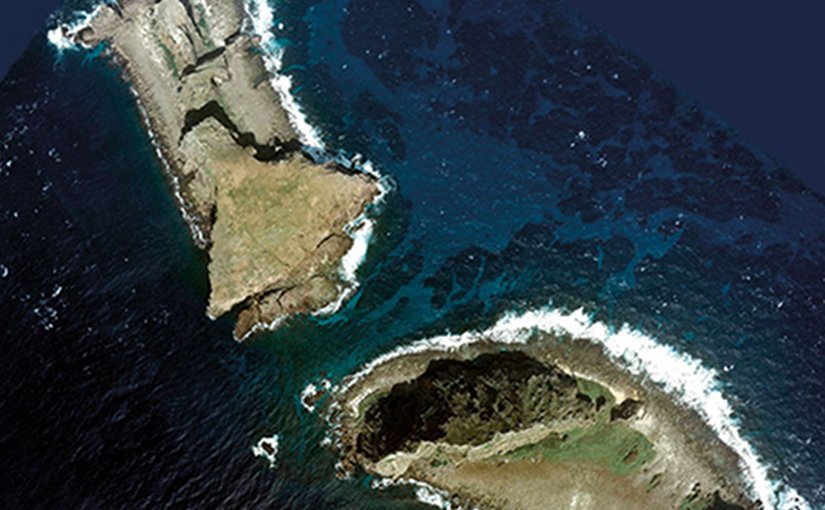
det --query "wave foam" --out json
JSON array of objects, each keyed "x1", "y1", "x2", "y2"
[
  {"x1": 251, "y1": 433, "x2": 280, "y2": 468},
  {"x1": 236, "y1": 315, "x2": 286, "y2": 342},
  {"x1": 241, "y1": 0, "x2": 325, "y2": 150},
  {"x1": 372, "y1": 477, "x2": 475, "y2": 510},
  {"x1": 241, "y1": 0, "x2": 391, "y2": 320},
  {"x1": 342, "y1": 218, "x2": 374, "y2": 283},
  {"x1": 309, "y1": 217, "x2": 376, "y2": 318},
  {"x1": 340, "y1": 306, "x2": 810, "y2": 510},
  {"x1": 300, "y1": 378, "x2": 331, "y2": 413},
  {"x1": 46, "y1": 5, "x2": 102, "y2": 52},
  {"x1": 50, "y1": 0, "x2": 390, "y2": 327}
]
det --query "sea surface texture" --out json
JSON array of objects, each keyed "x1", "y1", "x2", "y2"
[{"x1": 1, "y1": 0, "x2": 823, "y2": 508}]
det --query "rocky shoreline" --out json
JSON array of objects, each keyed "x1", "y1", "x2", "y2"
[
  {"x1": 326, "y1": 332, "x2": 759, "y2": 510},
  {"x1": 66, "y1": 0, "x2": 380, "y2": 339}
]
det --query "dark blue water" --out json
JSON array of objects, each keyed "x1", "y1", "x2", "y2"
[{"x1": 1, "y1": 0, "x2": 823, "y2": 507}]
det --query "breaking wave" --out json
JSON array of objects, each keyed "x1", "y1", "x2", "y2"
[
  {"x1": 46, "y1": 4, "x2": 102, "y2": 52},
  {"x1": 241, "y1": 0, "x2": 390, "y2": 316},
  {"x1": 47, "y1": 0, "x2": 391, "y2": 322},
  {"x1": 338, "y1": 306, "x2": 811, "y2": 510},
  {"x1": 251, "y1": 433, "x2": 280, "y2": 468},
  {"x1": 241, "y1": 0, "x2": 325, "y2": 151},
  {"x1": 372, "y1": 477, "x2": 474, "y2": 510}
]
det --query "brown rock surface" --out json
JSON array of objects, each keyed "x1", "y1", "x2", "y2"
[
  {"x1": 330, "y1": 339, "x2": 758, "y2": 510},
  {"x1": 75, "y1": 0, "x2": 379, "y2": 338}
]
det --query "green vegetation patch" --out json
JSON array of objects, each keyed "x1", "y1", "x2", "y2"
[
  {"x1": 153, "y1": 36, "x2": 179, "y2": 78},
  {"x1": 505, "y1": 420, "x2": 655, "y2": 476},
  {"x1": 194, "y1": 4, "x2": 215, "y2": 48},
  {"x1": 576, "y1": 378, "x2": 615, "y2": 408}
]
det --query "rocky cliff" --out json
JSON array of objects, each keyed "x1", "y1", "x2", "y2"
[
  {"x1": 356, "y1": 352, "x2": 599, "y2": 461},
  {"x1": 331, "y1": 343, "x2": 757, "y2": 510},
  {"x1": 74, "y1": 0, "x2": 379, "y2": 339}
]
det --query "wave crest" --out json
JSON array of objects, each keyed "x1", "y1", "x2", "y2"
[
  {"x1": 46, "y1": 5, "x2": 102, "y2": 52},
  {"x1": 339, "y1": 306, "x2": 810, "y2": 510},
  {"x1": 242, "y1": 0, "x2": 391, "y2": 318}
]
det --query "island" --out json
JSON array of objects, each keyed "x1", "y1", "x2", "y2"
[
  {"x1": 66, "y1": 0, "x2": 380, "y2": 339},
  {"x1": 328, "y1": 330, "x2": 759, "y2": 510}
]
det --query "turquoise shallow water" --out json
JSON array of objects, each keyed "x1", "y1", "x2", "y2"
[{"x1": 0, "y1": 0, "x2": 823, "y2": 508}]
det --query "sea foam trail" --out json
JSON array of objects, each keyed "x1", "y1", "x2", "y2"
[
  {"x1": 241, "y1": 0, "x2": 325, "y2": 151},
  {"x1": 239, "y1": 0, "x2": 393, "y2": 184},
  {"x1": 48, "y1": 0, "x2": 390, "y2": 322},
  {"x1": 251, "y1": 433, "x2": 280, "y2": 468},
  {"x1": 48, "y1": 5, "x2": 211, "y2": 248},
  {"x1": 372, "y1": 477, "x2": 476, "y2": 510},
  {"x1": 338, "y1": 306, "x2": 811, "y2": 510},
  {"x1": 46, "y1": 5, "x2": 102, "y2": 52},
  {"x1": 241, "y1": 0, "x2": 391, "y2": 318}
]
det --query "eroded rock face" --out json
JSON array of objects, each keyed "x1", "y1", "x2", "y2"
[
  {"x1": 334, "y1": 342, "x2": 758, "y2": 510},
  {"x1": 356, "y1": 352, "x2": 598, "y2": 461},
  {"x1": 610, "y1": 398, "x2": 643, "y2": 421},
  {"x1": 77, "y1": 0, "x2": 379, "y2": 338}
]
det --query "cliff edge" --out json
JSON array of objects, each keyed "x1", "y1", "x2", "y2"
[
  {"x1": 71, "y1": 0, "x2": 379, "y2": 339},
  {"x1": 329, "y1": 337, "x2": 758, "y2": 510}
]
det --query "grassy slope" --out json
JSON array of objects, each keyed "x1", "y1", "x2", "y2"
[{"x1": 504, "y1": 378, "x2": 654, "y2": 476}]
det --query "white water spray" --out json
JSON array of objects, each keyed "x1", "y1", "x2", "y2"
[{"x1": 340, "y1": 306, "x2": 811, "y2": 510}]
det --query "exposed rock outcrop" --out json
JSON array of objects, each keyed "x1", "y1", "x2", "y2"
[
  {"x1": 74, "y1": 0, "x2": 379, "y2": 339},
  {"x1": 610, "y1": 398, "x2": 643, "y2": 421},
  {"x1": 356, "y1": 352, "x2": 598, "y2": 461},
  {"x1": 329, "y1": 339, "x2": 758, "y2": 510}
]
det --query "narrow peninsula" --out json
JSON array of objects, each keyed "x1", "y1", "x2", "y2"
[
  {"x1": 68, "y1": 0, "x2": 380, "y2": 339},
  {"x1": 328, "y1": 331, "x2": 759, "y2": 510}
]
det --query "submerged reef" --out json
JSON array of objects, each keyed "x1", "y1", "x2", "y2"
[
  {"x1": 329, "y1": 334, "x2": 757, "y2": 510},
  {"x1": 65, "y1": 0, "x2": 379, "y2": 339}
]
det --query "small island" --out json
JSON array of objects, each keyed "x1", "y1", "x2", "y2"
[
  {"x1": 329, "y1": 331, "x2": 758, "y2": 510},
  {"x1": 67, "y1": 0, "x2": 380, "y2": 339}
]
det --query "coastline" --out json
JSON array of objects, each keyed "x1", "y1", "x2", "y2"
[
  {"x1": 321, "y1": 306, "x2": 809, "y2": 510},
  {"x1": 43, "y1": 4, "x2": 812, "y2": 510},
  {"x1": 49, "y1": 0, "x2": 388, "y2": 339},
  {"x1": 237, "y1": 0, "x2": 393, "y2": 334}
]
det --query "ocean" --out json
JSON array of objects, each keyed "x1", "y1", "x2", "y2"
[{"x1": 1, "y1": 0, "x2": 823, "y2": 508}]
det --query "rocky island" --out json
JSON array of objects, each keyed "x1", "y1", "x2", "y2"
[
  {"x1": 328, "y1": 326, "x2": 759, "y2": 510},
  {"x1": 64, "y1": 0, "x2": 380, "y2": 339}
]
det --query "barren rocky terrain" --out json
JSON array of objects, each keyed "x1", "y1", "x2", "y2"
[{"x1": 75, "y1": 0, "x2": 379, "y2": 338}]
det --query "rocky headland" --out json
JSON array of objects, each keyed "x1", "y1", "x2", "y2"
[
  {"x1": 329, "y1": 333, "x2": 759, "y2": 510},
  {"x1": 68, "y1": 0, "x2": 380, "y2": 339}
]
